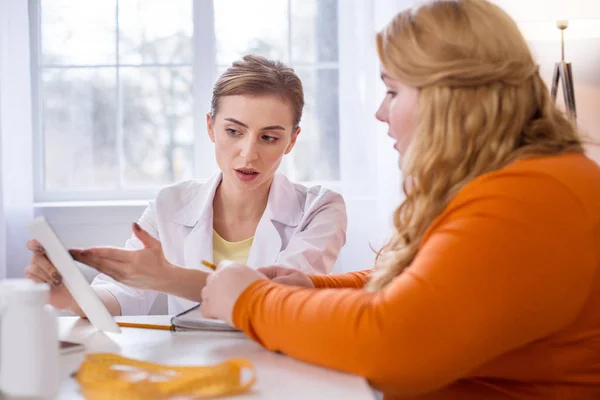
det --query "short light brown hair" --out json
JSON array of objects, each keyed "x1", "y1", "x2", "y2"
[{"x1": 210, "y1": 55, "x2": 304, "y2": 129}]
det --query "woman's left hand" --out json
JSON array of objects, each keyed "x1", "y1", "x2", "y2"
[
  {"x1": 70, "y1": 223, "x2": 174, "y2": 291},
  {"x1": 200, "y1": 262, "x2": 266, "y2": 325}
]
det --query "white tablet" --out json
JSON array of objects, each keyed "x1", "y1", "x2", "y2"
[{"x1": 27, "y1": 217, "x2": 121, "y2": 333}]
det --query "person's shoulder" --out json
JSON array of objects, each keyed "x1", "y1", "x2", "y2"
[
  {"x1": 283, "y1": 175, "x2": 346, "y2": 211},
  {"x1": 151, "y1": 175, "x2": 220, "y2": 222},
  {"x1": 456, "y1": 153, "x2": 600, "y2": 221},
  {"x1": 154, "y1": 179, "x2": 205, "y2": 206}
]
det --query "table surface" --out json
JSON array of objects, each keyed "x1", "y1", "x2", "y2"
[{"x1": 57, "y1": 315, "x2": 375, "y2": 399}]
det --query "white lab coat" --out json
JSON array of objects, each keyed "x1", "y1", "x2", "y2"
[{"x1": 92, "y1": 172, "x2": 347, "y2": 315}]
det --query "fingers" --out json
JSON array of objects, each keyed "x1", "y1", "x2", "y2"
[
  {"x1": 24, "y1": 268, "x2": 45, "y2": 284},
  {"x1": 26, "y1": 239, "x2": 45, "y2": 254},
  {"x1": 256, "y1": 266, "x2": 278, "y2": 278},
  {"x1": 25, "y1": 261, "x2": 57, "y2": 286},
  {"x1": 272, "y1": 276, "x2": 304, "y2": 286},
  {"x1": 200, "y1": 277, "x2": 215, "y2": 318},
  {"x1": 132, "y1": 223, "x2": 160, "y2": 249},
  {"x1": 26, "y1": 240, "x2": 62, "y2": 285},
  {"x1": 205, "y1": 272, "x2": 214, "y2": 286},
  {"x1": 199, "y1": 301, "x2": 211, "y2": 317},
  {"x1": 70, "y1": 251, "x2": 124, "y2": 278},
  {"x1": 257, "y1": 266, "x2": 293, "y2": 279},
  {"x1": 215, "y1": 260, "x2": 238, "y2": 271},
  {"x1": 199, "y1": 291, "x2": 215, "y2": 319},
  {"x1": 70, "y1": 247, "x2": 132, "y2": 263},
  {"x1": 26, "y1": 252, "x2": 62, "y2": 285},
  {"x1": 34, "y1": 254, "x2": 62, "y2": 285}
]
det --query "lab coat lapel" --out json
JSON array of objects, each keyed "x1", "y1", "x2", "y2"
[
  {"x1": 170, "y1": 173, "x2": 222, "y2": 311},
  {"x1": 246, "y1": 213, "x2": 282, "y2": 268},
  {"x1": 246, "y1": 173, "x2": 303, "y2": 268}
]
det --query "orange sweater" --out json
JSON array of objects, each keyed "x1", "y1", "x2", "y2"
[{"x1": 233, "y1": 153, "x2": 600, "y2": 400}]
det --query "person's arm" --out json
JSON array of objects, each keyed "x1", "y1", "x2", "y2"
[
  {"x1": 81, "y1": 216, "x2": 210, "y2": 310},
  {"x1": 275, "y1": 190, "x2": 347, "y2": 274},
  {"x1": 232, "y1": 173, "x2": 596, "y2": 396},
  {"x1": 90, "y1": 203, "x2": 160, "y2": 316},
  {"x1": 153, "y1": 266, "x2": 208, "y2": 303},
  {"x1": 309, "y1": 270, "x2": 371, "y2": 289},
  {"x1": 66, "y1": 286, "x2": 122, "y2": 317}
]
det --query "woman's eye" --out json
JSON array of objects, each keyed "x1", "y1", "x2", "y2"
[
  {"x1": 387, "y1": 90, "x2": 397, "y2": 98},
  {"x1": 226, "y1": 128, "x2": 239, "y2": 136},
  {"x1": 263, "y1": 135, "x2": 278, "y2": 143}
]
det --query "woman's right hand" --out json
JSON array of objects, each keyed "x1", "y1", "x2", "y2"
[
  {"x1": 256, "y1": 266, "x2": 315, "y2": 288},
  {"x1": 24, "y1": 240, "x2": 76, "y2": 310}
]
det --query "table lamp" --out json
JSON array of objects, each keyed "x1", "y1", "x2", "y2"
[
  {"x1": 492, "y1": 0, "x2": 600, "y2": 121},
  {"x1": 550, "y1": 20, "x2": 576, "y2": 120}
]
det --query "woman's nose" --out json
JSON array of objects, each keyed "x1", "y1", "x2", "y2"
[
  {"x1": 240, "y1": 137, "x2": 259, "y2": 161},
  {"x1": 375, "y1": 103, "x2": 387, "y2": 123}
]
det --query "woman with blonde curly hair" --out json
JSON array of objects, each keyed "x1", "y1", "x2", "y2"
[{"x1": 200, "y1": 1, "x2": 600, "y2": 398}]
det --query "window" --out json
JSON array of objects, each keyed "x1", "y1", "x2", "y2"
[{"x1": 31, "y1": 0, "x2": 340, "y2": 202}]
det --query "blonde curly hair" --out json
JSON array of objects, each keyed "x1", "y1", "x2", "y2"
[{"x1": 368, "y1": 0, "x2": 583, "y2": 291}]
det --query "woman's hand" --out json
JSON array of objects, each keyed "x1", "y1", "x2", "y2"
[
  {"x1": 24, "y1": 240, "x2": 77, "y2": 310},
  {"x1": 257, "y1": 265, "x2": 315, "y2": 288},
  {"x1": 200, "y1": 262, "x2": 266, "y2": 325},
  {"x1": 70, "y1": 223, "x2": 174, "y2": 291}
]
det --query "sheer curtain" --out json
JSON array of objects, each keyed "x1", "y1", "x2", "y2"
[
  {"x1": 0, "y1": 0, "x2": 34, "y2": 278},
  {"x1": 333, "y1": 0, "x2": 411, "y2": 272}
]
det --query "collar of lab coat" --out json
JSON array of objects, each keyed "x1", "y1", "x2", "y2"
[{"x1": 169, "y1": 171, "x2": 304, "y2": 228}]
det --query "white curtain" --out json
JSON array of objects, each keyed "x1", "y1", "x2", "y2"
[
  {"x1": 333, "y1": 0, "x2": 413, "y2": 272},
  {"x1": 0, "y1": 0, "x2": 34, "y2": 278}
]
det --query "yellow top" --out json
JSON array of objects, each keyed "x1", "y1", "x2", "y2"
[{"x1": 212, "y1": 230, "x2": 254, "y2": 266}]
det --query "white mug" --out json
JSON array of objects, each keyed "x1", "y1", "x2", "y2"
[{"x1": 0, "y1": 279, "x2": 59, "y2": 398}]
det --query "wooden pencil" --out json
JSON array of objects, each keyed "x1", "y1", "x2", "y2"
[
  {"x1": 201, "y1": 260, "x2": 217, "y2": 270},
  {"x1": 117, "y1": 322, "x2": 174, "y2": 331}
]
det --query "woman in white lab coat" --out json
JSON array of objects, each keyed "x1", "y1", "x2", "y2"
[{"x1": 25, "y1": 55, "x2": 347, "y2": 316}]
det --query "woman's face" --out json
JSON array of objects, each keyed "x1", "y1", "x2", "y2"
[
  {"x1": 207, "y1": 95, "x2": 299, "y2": 192},
  {"x1": 375, "y1": 66, "x2": 420, "y2": 165}
]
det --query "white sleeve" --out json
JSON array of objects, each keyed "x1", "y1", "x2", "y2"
[
  {"x1": 91, "y1": 202, "x2": 160, "y2": 316},
  {"x1": 275, "y1": 191, "x2": 347, "y2": 274}
]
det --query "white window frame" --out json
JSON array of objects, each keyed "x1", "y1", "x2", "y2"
[{"x1": 30, "y1": 0, "x2": 342, "y2": 204}]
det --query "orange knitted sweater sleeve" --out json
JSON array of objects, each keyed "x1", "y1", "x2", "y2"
[
  {"x1": 233, "y1": 170, "x2": 596, "y2": 397},
  {"x1": 309, "y1": 270, "x2": 371, "y2": 289}
]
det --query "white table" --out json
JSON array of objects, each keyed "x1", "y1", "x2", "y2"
[{"x1": 58, "y1": 316, "x2": 375, "y2": 399}]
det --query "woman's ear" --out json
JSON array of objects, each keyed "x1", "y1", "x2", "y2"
[
  {"x1": 284, "y1": 127, "x2": 301, "y2": 155},
  {"x1": 206, "y1": 113, "x2": 215, "y2": 143}
]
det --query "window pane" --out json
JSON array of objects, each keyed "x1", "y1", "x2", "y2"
[
  {"x1": 41, "y1": 0, "x2": 116, "y2": 65},
  {"x1": 121, "y1": 67, "x2": 194, "y2": 186},
  {"x1": 42, "y1": 68, "x2": 118, "y2": 190},
  {"x1": 282, "y1": 67, "x2": 340, "y2": 181},
  {"x1": 35, "y1": 1, "x2": 341, "y2": 201},
  {"x1": 118, "y1": 0, "x2": 193, "y2": 65},
  {"x1": 291, "y1": 0, "x2": 338, "y2": 64},
  {"x1": 214, "y1": 0, "x2": 288, "y2": 66}
]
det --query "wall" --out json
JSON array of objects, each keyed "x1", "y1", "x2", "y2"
[
  {"x1": 529, "y1": 36, "x2": 600, "y2": 163},
  {"x1": 490, "y1": 0, "x2": 600, "y2": 162}
]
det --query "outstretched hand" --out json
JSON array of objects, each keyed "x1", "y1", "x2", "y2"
[{"x1": 70, "y1": 223, "x2": 174, "y2": 291}]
